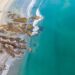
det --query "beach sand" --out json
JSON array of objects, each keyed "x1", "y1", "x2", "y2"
[
  {"x1": 0, "y1": 0, "x2": 15, "y2": 75},
  {"x1": 7, "y1": 55, "x2": 25, "y2": 75},
  {"x1": 5, "y1": 0, "x2": 32, "y2": 75},
  {"x1": 0, "y1": 0, "x2": 14, "y2": 24},
  {"x1": 0, "y1": 53, "x2": 9, "y2": 75},
  {"x1": 0, "y1": 0, "x2": 13, "y2": 74},
  {"x1": 0, "y1": 0, "x2": 37, "y2": 75}
]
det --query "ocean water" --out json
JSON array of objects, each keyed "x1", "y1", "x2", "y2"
[{"x1": 19, "y1": 0, "x2": 75, "y2": 75}]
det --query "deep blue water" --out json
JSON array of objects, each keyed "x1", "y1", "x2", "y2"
[{"x1": 19, "y1": 0, "x2": 75, "y2": 75}]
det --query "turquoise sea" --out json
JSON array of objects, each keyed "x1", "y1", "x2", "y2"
[{"x1": 13, "y1": 0, "x2": 75, "y2": 75}]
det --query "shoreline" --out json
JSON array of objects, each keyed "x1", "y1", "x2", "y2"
[
  {"x1": 0, "y1": 0, "x2": 43, "y2": 75},
  {"x1": 5, "y1": 0, "x2": 35, "y2": 75},
  {"x1": 26, "y1": 0, "x2": 43, "y2": 36},
  {"x1": 7, "y1": 0, "x2": 43, "y2": 75},
  {"x1": 27, "y1": 0, "x2": 36, "y2": 18}
]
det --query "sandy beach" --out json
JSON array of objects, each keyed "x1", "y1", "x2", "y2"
[
  {"x1": 0, "y1": 0, "x2": 14, "y2": 24},
  {"x1": 6, "y1": 0, "x2": 32, "y2": 74},
  {"x1": 0, "y1": 0, "x2": 41, "y2": 75},
  {"x1": 0, "y1": 0, "x2": 33, "y2": 75},
  {"x1": 0, "y1": 0, "x2": 16, "y2": 75}
]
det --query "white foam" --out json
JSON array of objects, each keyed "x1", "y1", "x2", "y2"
[
  {"x1": 27, "y1": 0, "x2": 36, "y2": 17},
  {"x1": 26, "y1": 0, "x2": 44, "y2": 36},
  {"x1": 31, "y1": 8, "x2": 43, "y2": 36}
]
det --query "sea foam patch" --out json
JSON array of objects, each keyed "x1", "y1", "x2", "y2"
[
  {"x1": 32, "y1": 8, "x2": 43, "y2": 36},
  {"x1": 27, "y1": 0, "x2": 43, "y2": 36},
  {"x1": 27, "y1": 0, "x2": 36, "y2": 17}
]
